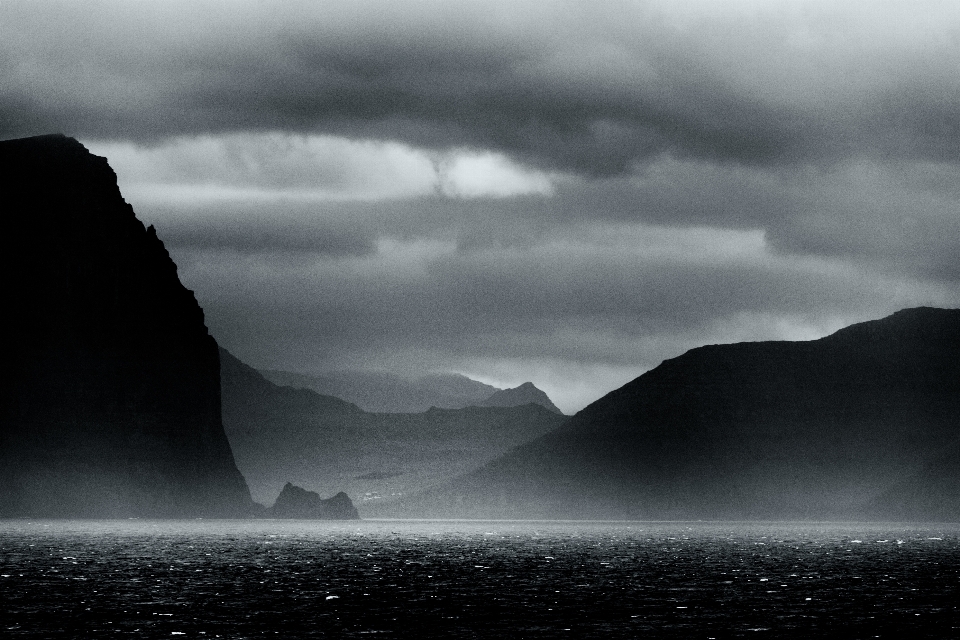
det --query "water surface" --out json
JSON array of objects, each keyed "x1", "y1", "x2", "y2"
[{"x1": 2, "y1": 519, "x2": 958, "y2": 638}]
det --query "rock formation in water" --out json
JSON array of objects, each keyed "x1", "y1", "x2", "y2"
[
  {"x1": 0, "y1": 134, "x2": 254, "y2": 517},
  {"x1": 478, "y1": 382, "x2": 564, "y2": 414},
  {"x1": 392, "y1": 307, "x2": 960, "y2": 521},
  {"x1": 267, "y1": 483, "x2": 359, "y2": 519}
]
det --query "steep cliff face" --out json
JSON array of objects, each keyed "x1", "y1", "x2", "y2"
[
  {"x1": 0, "y1": 134, "x2": 253, "y2": 517},
  {"x1": 394, "y1": 307, "x2": 960, "y2": 520}
]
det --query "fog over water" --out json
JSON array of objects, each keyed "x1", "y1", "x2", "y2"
[{"x1": 2, "y1": 519, "x2": 958, "y2": 637}]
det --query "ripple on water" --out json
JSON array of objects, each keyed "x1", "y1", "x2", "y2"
[{"x1": 0, "y1": 520, "x2": 958, "y2": 638}]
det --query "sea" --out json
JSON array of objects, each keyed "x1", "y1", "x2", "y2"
[{"x1": 1, "y1": 519, "x2": 958, "y2": 639}]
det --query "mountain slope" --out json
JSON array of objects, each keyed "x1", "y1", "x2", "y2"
[
  {"x1": 259, "y1": 368, "x2": 498, "y2": 413},
  {"x1": 0, "y1": 134, "x2": 253, "y2": 517},
  {"x1": 391, "y1": 307, "x2": 960, "y2": 520},
  {"x1": 220, "y1": 349, "x2": 568, "y2": 507},
  {"x1": 478, "y1": 382, "x2": 563, "y2": 414}
]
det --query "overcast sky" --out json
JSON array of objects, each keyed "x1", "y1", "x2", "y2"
[{"x1": 4, "y1": 0, "x2": 960, "y2": 412}]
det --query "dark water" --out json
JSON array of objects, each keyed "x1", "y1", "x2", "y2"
[{"x1": 1, "y1": 520, "x2": 959, "y2": 638}]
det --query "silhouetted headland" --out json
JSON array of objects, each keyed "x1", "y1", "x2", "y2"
[
  {"x1": 0, "y1": 134, "x2": 253, "y2": 517},
  {"x1": 387, "y1": 307, "x2": 960, "y2": 521}
]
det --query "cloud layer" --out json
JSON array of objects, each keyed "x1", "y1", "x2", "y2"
[
  {"x1": 8, "y1": 1, "x2": 960, "y2": 172},
  {"x1": 5, "y1": 1, "x2": 960, "y2": 410}
]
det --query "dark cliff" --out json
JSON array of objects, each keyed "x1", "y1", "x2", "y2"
[
  {"x1": 0, "y1": 134, "x2": 254, "y2": 517},
  {"x1": 395, "y1": 307, "x2": 960, "y2": 520}
]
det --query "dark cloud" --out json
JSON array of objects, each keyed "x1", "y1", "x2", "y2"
[
  {"x1": 147, "y1": 203, "x2": 377, "y2": 256},
  {"x1": 6, "y1": 1, "x2": 960, "y2": 409},
  {"x1": 144, "y1": 165, "x2": 960, "y2": 287},
  {"x1": 6, "y1": 1, "x2": 960, "y2": 175},
  {"x1": 169, "y1": 221, "x2": 950, "y2": 379},
  {"x1": 763, "y1": 159, "x2": 960, "y2": 281}
]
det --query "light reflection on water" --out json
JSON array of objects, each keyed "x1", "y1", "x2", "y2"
[{"x1": 1, "y1": 519, "x2": 958, "y2": 638}]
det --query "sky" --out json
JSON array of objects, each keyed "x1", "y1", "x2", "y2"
[{"x1": 3, "y1": 0, "x2": 960, "y2": 413}]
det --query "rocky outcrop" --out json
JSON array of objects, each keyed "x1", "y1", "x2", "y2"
[
  {"x1": 478, "y1": 382, "x2": 563, "y2": 414},
  {"x1": 0, "y1": 134, "x2": 254, "y2": 517},
  {"x1": 391, "y1": 307, "x2": 960, "y2": 521},
  {"x1": 268, "y1": 483, "x2": 359, "y2": 519}
]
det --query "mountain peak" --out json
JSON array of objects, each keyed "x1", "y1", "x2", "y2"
[{"x1": 478, "y1": 382, "x2": 563, "y2": 414}]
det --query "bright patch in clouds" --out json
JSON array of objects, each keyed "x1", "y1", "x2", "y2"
[
  {"x1": 553, "y1": 223, "x2": 767, "y2": 264},
  {"x1": 436, "y1": 152, "x2": 555, "y2": 198},
  {"x1": 87, "y1": 134, "x2": 556, "y2": 204},
  {"x1": 87, "y1": 134, "x2": 437, "y2": 202}
]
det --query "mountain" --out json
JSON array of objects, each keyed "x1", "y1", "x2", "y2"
[
  {"x1": 220, "y1": 348, "x2": 568, "y2": 509},
  {"x1": 0, "y1": 134, "x2": 254, "y2": 517},
  {"x1": 388, "y1": 307, "x2": 960, "y2": 521},
  {"x1": 260, "y1": 368, "x2": 562, "y2": 415},
  {"x1": 259, "y1": 368, "x2": 498, "y2": 413},
  {"x1": 478, "y1": 382, "x2": 564, "y2": 414}
]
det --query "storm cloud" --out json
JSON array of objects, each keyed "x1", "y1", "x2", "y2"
[
  {"x1": 4, "y1": 1, "x2": 960, "y2": 410},
  {"x1": 7, "y1": 1, "x2": 960, "y2": 171}
]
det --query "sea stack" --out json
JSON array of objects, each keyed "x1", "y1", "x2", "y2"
[
  {"x1": 268, "y1": 483, "x2": 360, "y2": 519},
  {"x1": 0, "y1": 134, "x2": 254, "y2": 517}
]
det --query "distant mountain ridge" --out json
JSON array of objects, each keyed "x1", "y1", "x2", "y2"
[
  {"x1": 259, "y1": 368, "x2": 498, "y2": 413},
  {"x1": 259, "y1": 368, "x2": 563, "y2": 415},
  {"x1": 385, "y1": 307, "x2": 960, "y2": 521},
  {"x1": 222, "y1": 349, "x2": 568, "y2": 507},
  {"x1": 478, "y1": 382, "x2": 563, "y2": 414}
]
